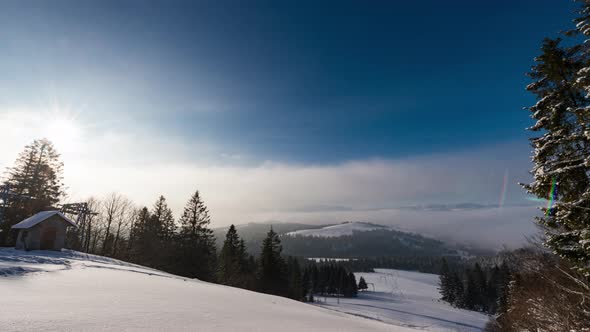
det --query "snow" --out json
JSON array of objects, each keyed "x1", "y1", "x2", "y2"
[
  {"x1": 286, "y1": 221, "x2": 387, "y2": 238},
  {"x1": 307, "y1": 257, "x2": 356, "y2": 262},
  {"x1": 0, "y1": 249, "x2": 409, "y2": 331},
  {"x1": 316, "y1": 269, "x2": 489, "y2": 331},
  {"x1": 11, "y1": 210, "x2": 77, "y2": 229}
]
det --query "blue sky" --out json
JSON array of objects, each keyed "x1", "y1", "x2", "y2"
[
  {"x1": 0, "y1": 0, "x2": 576, "y2": 161},
  {"x1": 0, "y1": 1, "x2": 576, "y2": 241}
]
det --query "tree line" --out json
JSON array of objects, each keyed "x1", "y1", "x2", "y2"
[
  {"x1": 438, "y1": 258, "x2": 511, "y2": 314},
  {"x1": 217, "y1": 225, "x2": 360, "y2": 301},
  {"x1": 281, "y1": 230, "x2": 454, "y2": 258},
  {"x1": 302, "y1": 263, "x2": 358, "y2": 300},
  {"x1": 319, "y1": 255, "x2": 465, "y2": 275},
  {"x1": 0, "y1": 140, "x2": 360, "y2": 302}
]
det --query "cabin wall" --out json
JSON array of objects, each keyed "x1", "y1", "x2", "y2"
[{"x1": 15, "y1": 215, "x2": 69, "y2": 251}]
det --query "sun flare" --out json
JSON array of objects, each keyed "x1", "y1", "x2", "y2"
[{"x1": 44, "y1": 115, "x2": 82, "y2": 152}]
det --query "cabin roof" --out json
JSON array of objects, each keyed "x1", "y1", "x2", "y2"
[{"x1": 11, "y1": 211, "x2": 77, "y2": 229}]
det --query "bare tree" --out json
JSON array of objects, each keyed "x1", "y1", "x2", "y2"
[
  {"x1": 488, "y1": 248, "x2": 590, "y2": 331},
  {"x1": 112, "y1": 198, "x2": 134, "y2": 257},
  {"x1": 100, "y1": 193, "x2": 132, "y2": 256},
  {"x1": 82, "y1": 197, "x2": 100, "y2": 253}
]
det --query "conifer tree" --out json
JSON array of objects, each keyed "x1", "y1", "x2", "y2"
[
  {"x1": 463, "y1": 271, "x2": 478, "y2": 311},
  {"x1": 345, "y1": 272, "x2": 358, "y2": 297},
  {"x1": 358, "y1": 276, "x2": 368, "y2": 291},
  {"x1": 495, "y1": 263, "x2": 511, "y2": 313},
  {"x1": 257, "y1": 228, "x2": 288, "y2": 296},
  {"x1": 472, "y1": 263, "x2": 488, "y2": 311},
  {"x1": 438, "y1": 258, "x2": 455, "y2": 303},
  {"x1": 152, "y1": 195, "x2": 175, "y2": 241},
  {"x1": 287, "y1": 257, "x2": 304, "y2": 300},
  {"x1": 218, "y1": 225, "x2": 245, "y2": 286},
  {"x1": 5, "y1": 138, "x2": 64, "y2": 207},
  {"x1": 1, "y1": 139, "x2": 64, "y2": 244},
  {"x1": 525, "y1": 27, "x2": 590, "y2": 273},
  {"x1": 176, "y1": 190, "x2": 217, "y2": 281},
  {"x1": 128, "y1": 206, "x2": 151, "y2": 263},
  {"x1": 449, "y1": 271, "x2": 464, "y2": 307}
]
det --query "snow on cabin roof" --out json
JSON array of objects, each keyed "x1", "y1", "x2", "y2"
[{"x1": 11, "y1": 211, "x2": 77, "y2": 229}]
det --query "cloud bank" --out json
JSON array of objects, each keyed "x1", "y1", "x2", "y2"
[{"x1": 0, "y1": 109, "x2": 540, "y2": 249}]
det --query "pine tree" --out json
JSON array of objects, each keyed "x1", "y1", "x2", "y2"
[
  {"x1": 1, "y1": 139, "x2": 64, "y2": 244},
  {"x1": 495, "y1": 263, "x2": 511, "y2": 313},
  {"x1": 257, "y1": 228, "x2": 288, "y2": 296},
  {"x1": 302, "y1": 269, "x2": 312, "y2": 301},
  {"x1": 176, "y1": 190, "x2": 217, "y2": 281},
  {"x1": 152, "y1": 195, "x2": 175, "y2": 241},
  {"x1": 449, "y1": 271, "x2": 464, "y2": 307},
  {"x1": 487, "y1": 265, "x2": 502, "y2": 314},
  {"x1": 358, "y1": 276, "x2": 368, "y2": 291},
  {"x1": 524, "y1": 31, "x2": 590, "y2": 273},
  {"x1": 472, "y1": 263, "x2": 488, "y2": 311},
  {"x1": 218, "y1": 225, "x2": 245, "y2": 286},
  {"x1": 5, "y1": 138, "x2": 64, "y2": 207},
  {"x1": 128, "y1": 206, "x2": 151, "y2": 262},
  {"x1": 287, "y1": 257, "x2": 304, "y2": 300},
  {"x1": 345, "y1": 272, "x2": 358, "y2": 297},
  {"x1": 438, "y1": 258, "x2": 455, "y2": 303},
  {"x1": 463, "y1": 270, "x2": 478, "y2": 311}
]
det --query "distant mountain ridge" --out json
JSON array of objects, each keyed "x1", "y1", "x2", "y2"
[
  {"x1": 285, "y1": 221, "x2": 389, "y2": 238},
  {"x1": 213, "y1": 221, "x2": 482, "y2": 258}
]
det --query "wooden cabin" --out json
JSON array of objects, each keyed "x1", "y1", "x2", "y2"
[{"x1": 12, "y1": 211, "x2": 77, "y2": 251}]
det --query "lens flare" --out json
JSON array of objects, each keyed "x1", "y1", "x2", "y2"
[{"x1": 545, "y1": 177, "x2": 557, "y2": 216}]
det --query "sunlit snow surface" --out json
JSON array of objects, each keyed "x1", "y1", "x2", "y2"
[
  {"x1": 317, "y1": 269, "x2": 489, "y2": 331},
  {"x1": 286, "y1": 222, "x2": 387, "y2": 237},
  {"x1": 0, "y1": 249, "x2": 405, "y2": 331}
]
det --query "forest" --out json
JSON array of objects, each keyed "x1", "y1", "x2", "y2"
[{"x1": 0, "y1": 142, "x2": 360, "y2": 301}]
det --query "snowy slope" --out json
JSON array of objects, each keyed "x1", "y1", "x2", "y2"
[
  {"x1": 286, "y1": 221, "x2": 387, "y2": 237},
  {"x1": 317, "y1": 269, "x2": 489, "y2": 331},
  {"x1": 0, "y1": 249, "x2": 409, "y2": 332}
]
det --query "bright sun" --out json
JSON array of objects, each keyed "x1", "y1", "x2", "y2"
[{"x1": 44, "y1": 115, "x2": 82, "y2": 152}]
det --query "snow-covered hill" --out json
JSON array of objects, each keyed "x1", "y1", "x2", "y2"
[
  {"x1": 285, "y1": 221, "x2": 388, "y2": 237},
  {"x1": 0, "y1": 248, "x2": 407, "y2": 331},
  {"x1": 318, "y1": 269, "x2": 489, "y2": 331}
]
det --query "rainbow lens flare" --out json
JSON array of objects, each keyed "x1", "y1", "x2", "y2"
[{"x1": 545, "y1": 177, "x2": 557, "y2": 216}]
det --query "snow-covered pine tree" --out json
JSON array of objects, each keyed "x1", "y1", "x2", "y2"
[{"x1": 524, "y1": 32, "x2": 590, "y2": 275}]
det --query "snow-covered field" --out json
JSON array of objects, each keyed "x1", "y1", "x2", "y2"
[
  {"x1": 317, "y1": 269, "x2": 489, "y2": 331},
  {"x1": 0, "y1": 249, "x2": 407, "y2": 331},
  {"x1": 286, "y1": 221, "x2": 387, "y2": 237},
  {"x1": 0, "y1": 249, "x2": 488, "y2": 331}
]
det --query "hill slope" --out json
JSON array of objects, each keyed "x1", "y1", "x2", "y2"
[
  {"x1": 286, "y1": 221, "x2": 387, "y2": 237},
  {"x1": 0, "y1": 248, "x2": 405, "y2": 332},
  {"x1": 282, "y1": 222, "x2": 464, "y2": 258},
  {"x1": 320, "y1": 269, "x2": 489, "y2": 331},
  {"x1": 216, "y1": 221, "x2": 476, "y2": 258}
]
